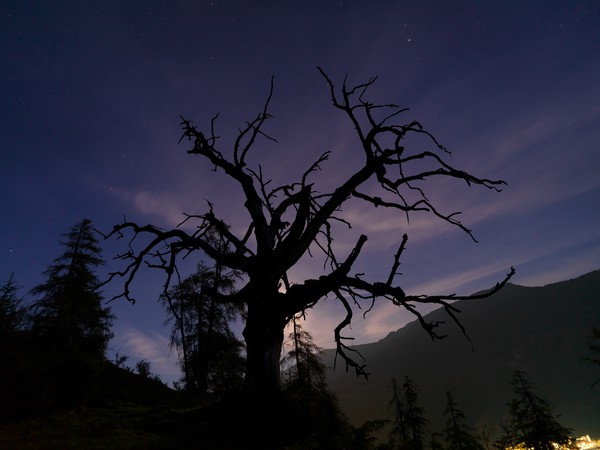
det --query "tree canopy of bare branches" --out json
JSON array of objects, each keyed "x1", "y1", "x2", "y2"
[{"x1": 100, "y1": 68, "x2": 514, "y2": 396}]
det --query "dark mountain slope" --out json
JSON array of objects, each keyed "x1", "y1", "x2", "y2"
[{"x1": 323, "y1": 269, "x2": 600, "y2": 438}]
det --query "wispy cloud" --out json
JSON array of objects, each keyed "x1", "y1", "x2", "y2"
[
  {"x1": 111, "y1": 325, "x2": 179, "y2": 382},
  {"x1": 518, "y1": 252, "x2": 600, "y2": 288},
  {"x1": 302, "y1": 226, "x2": 600, "y2": 351},
  {"x1": 507, "y1": 235, "x2": 600, "y2": 288},
  {"x1": 100, "y1": 35, "x2": 600, "y2": 362}
]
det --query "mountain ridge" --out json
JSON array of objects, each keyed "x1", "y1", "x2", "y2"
[{"x1": 323, "y1": 269, "x2": 600, "y2": 439}]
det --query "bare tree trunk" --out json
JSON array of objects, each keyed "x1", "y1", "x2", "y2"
[{"x1": 242, "y1": 302, "x2": 285, "y2": 397}]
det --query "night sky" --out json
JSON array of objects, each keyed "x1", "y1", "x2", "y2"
[{"x1": 2, "y1": 1, "x2": 599, "y2": 384}]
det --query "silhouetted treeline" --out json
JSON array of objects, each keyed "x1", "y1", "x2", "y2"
[
  {"x1": 0, "y1": 218, "x2": 247, "y2": 420},
  {"x1": 359, "y1": 371, "x2": 576, "y2": 450},
  {"x1": 0, "y1": 219, "x2": 115, "y2": 417},
  {"x1": 0, "y1": 219, "x2": 590, "y2": 449}
]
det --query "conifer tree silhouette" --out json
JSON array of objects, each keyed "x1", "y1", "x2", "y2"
[
  {"x1": 161, "y1": 259, "x2": 245, "y2": 394},
  {"x1": 388, "y1": 376, "x2": 428, "y2": 450},
  {"x1": 31, "y1": 218, "x2": 113, "y2": 357},
  {"x1": 0, "y1": 274, "x2": 27, "y2": 338},
  {"x1": 497, "y1": 370, "x2": 573, "y2": 450},
  {"x1": 443, "y1": 391, "x2": 483, "y2": 450}
]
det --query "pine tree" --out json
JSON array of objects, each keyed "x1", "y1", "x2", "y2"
[
  {"x1": 498, "y1": 370, "x2": 573, "y2": 450},
  {"x1": 388, "y1": 376, "x2": 428, "y2": 450},
  {"x1": 0, "y1": 273, "x2": 28, "y2": 339},
  {"x1": 0, "y1": 274, "x2": 33, "y2": 418},
  {"x1": 279, "y1": 317, "x2": 351, "y2": 449},
  {"x1": 281, "y1": 315, "x2": 329, "y2": 390},
  {"x1": 443, "y1": 391, "x2": 483, "y2": 450},
  {"x1": 30, "y1": 218, "x2": 113, "y2": 357},
  {"x1": 403, "y1": 376, "x2": 429, "y2": 450},
  {"x1": 161, "y1": 260, "x2": 245, "y2": 395},
  {"x1": 388, "y1": 377, "x2": 409, "y2": 449},
  {"x1": 583, "y1": 326, "x2": 600, "y2": 387}
]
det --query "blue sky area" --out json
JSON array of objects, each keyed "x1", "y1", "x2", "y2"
[{"x1": 2, "y1": 1, "x2": 599, "y2": 384}]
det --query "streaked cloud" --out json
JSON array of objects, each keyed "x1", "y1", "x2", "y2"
[{"x1": 111, "y1": 324, "x2": 179, "y2": 383}]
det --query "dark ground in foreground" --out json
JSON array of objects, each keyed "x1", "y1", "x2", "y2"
[{"x1": 0, "y1": 363, "x2": 332, "y2": 450}]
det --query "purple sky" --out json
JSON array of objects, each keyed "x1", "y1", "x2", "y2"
[{"x1": 2, "y1": 1, "x2": 599, "y2": 384}]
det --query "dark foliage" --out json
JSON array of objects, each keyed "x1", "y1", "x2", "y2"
[
  {"x1": 496, "y1": 370, "x2": 574, "y2": 450},
  {"x1": 388, "y1": 377, "x2": 409, "y2": 446},
  {"x1": 325, "y1": 270, "x2": 600, "y2": 440},
  {"x1": 347, "y1": 419, "x2": 391, "y2": 450},
  {"x1": 442, "y1": 391, "x2": 483, "y2": 450},
  {"x1": 161, "y1": 260, "x2": 245, "y2": 396},
  {"x1": 279, "y1": 319, "x2": 356, "y2": 448},
  {"x1": 388, "y1": 376, "x2": 429, "y2": 450},
  {"x1": 281, "y1": 316, "x2": 328, "y2": 390},
  {"x1": 135, "y1": 359, "x2": 164, "y2": 383},
  {"x1": 0, "y1": 273, "x2": 28, "y2": 338},
  {"x1": 1, "y1": 219, "x2": 115, "y2": 419},
  {"x1": 29, "y1": 218, "x2": 114, "y2": 357},
  {"x1": 583, "y1": 326, "x2": 600, "y2": 387}
]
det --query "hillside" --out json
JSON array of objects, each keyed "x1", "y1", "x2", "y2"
[
  {"x1": 0, "y1": 361, "x2": 306, "y2": 449},
  {"x1": 323, "y1": 269, "x2": 600, "y2": 439},
  {"x1": 2, "y1": 270, "x2": 599, "y2": 448},
  {"x1": 0, "y1": 357, "x2": 353, "y2": 449}
]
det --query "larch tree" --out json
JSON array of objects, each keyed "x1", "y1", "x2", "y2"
[
  {"x1": 387, "y1": 376, "x2": 428, "y2": 450},
  {"x1": 30, "y1": 218, "x2": 113, "y2": 357},
  {"x1": 498, "y1": 370, "x2": 573, "y2": 450},
  {"x1": 443, "y1": 391, "x2": 483, "y2": 450},
  {"x1": 280, "y1": 317, "x2": 351, "y2": 449},
  {"x1": 388, "y1": 377, "x2": 409, "y2": 448},
  {"x1": 583, "y1": 326, "x2": 600, "y2": 387},
  {"x1": 280, "y1": 316, "x2": 328, "y2": 390},
  {"x1": 401, "y1": 376, "x2": 429, "y2": 450},
  {"x1": 161, "y1": 260, "x2": 245, "y2": 395},
  {"x1": 101, "y1": 69, "x2": 514, "y2": 399},
  {"x1": 0, "y1": 274, "x2": 28, "y2": 339}
]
